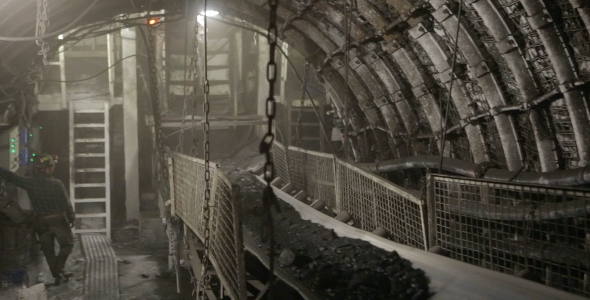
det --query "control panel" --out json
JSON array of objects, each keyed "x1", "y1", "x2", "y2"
[{"x1": 0, "y1": 126, "x2": 20, "y2": 172}]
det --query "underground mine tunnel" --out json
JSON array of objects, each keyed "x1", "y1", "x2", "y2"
[{"x1": 0, "y1": 0, "x2": 590, "y2": 299}]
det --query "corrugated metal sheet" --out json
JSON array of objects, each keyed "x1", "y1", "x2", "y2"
[{"x1": 81, "y1": 234, "x2": 119, "y2": 300}]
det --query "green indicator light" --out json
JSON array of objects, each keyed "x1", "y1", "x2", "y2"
[
  {"x1": 39, "y1": 126, "x2": 43, "y2": 130},
  {"x1": 32, "y1": 153, "x2": 36, "y2": 157},
  {"x1": 29, "y1": 134, "x2": 33, "y2": 137},
  {"x1": 10, "y1": 150, "x2": 15, "y2": 153},
  {"x1": 11, "y1": 145, "x2": 14, "y2": 148},
  {"x1": 10, "y1": 138, "x2": 14, "y2": 142},
  {"x1": 30, "y1": 159, "x2": 34, "y2": 162}
]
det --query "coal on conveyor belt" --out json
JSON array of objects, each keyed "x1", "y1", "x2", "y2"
[{"x1": 223, "y1": 167, "x2": 431, "y2": 300}]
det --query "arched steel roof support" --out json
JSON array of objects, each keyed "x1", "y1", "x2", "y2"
[
  {"x1": 467, "y1": 0, "x2": 558, "y2": 171},
  {"x1": 519, "y1": 0, "x2": 590, "y2": 167},
  {"x1": 429, "y1": 0, "x2": 522, "y2": 170},
  {"x1": 409, "y1": 23, "x2": 489, "y2": 163}
]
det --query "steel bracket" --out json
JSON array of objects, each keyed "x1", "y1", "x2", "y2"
[{"x1": 527, "y1": 9, "x2": 553, "y2": 30}]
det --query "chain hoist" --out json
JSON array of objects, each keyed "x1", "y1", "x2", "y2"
[
  {"x1": 146, "y1": 4, "x2": 169, "y2": 199},
  {"x1": 259, "y1": 0, "x2": 281, "y2": 296},
  {"x1": 196, "y1": 0, "x2": 213, "y2": 298},
  {"x1": 35, "y1": 0, "x2": 50, "y2": 65}
]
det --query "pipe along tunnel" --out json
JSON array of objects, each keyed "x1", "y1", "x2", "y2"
[{"x1": 0, "y1": 0, "x2": 590, "y2": 299}]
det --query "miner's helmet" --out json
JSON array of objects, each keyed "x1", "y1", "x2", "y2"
[{"x1": 34, "y1": 154, "x2": 58, "y2": 169}]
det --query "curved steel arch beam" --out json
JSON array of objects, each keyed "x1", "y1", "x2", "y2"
[
  {"x1": 318, "y1": 2, "x2": 421, "y2": 145},
  {"x1": 298, "y1": 9, "x2": 406, "y2": 139},
  {"x1": 389, "y1": 44, "x2": 448, "y2": 154},
  {"x1": 409, "y1": 23, "x2": 489, "y2": 163},
  {"x1": 429, "y1": 1, "x2": 522, "y2": 170},
  {"x1": 519, "y1": 0, "x2": 590, "y2": 167},
  {"x1": 468, "y1": 0, "x2": 557, "y2": 171}
]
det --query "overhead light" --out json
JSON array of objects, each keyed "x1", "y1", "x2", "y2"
[
  {"x1": 58, "y1": 34, "x2": 64, "y2": 40},
  {"x1": 201, "y1": 10, "x2": 219, "y2": 17},
  {"x1": 197, "y1": 10, "x2": 219, "y2": 25},
  {"x1": 148, "y1": 17, "x2": 160, "y2": 26}
]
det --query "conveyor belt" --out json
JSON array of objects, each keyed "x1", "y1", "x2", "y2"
[
  {"x1": 243, "y1": 232, "x2": 321, "y2": 300},
  {"x1": 258, "y1": 175, "x2": 588, "y2": 300},
  {"x1": 81, "y1": 234, "x2": 120, "y2": 300}
]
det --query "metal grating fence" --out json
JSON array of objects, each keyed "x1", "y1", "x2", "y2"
[
  {"x1": 288, "y1": 146, "x2": 337, "y2": 209},
  {"x1": 428, "y1": 174, "x2": 590, "y2": 297},
  {"x1": 336, "y1": 160, "x2": 428, "y2": 249},
  {"x1": 273, "y1": 142, "x2": 428, "y2": 250},
  {"x1": 273, "y1": 141, "x2": 290, "y2": 183},
  {"x1": 169, "y1": 152, "x2": 246, "y2": 300}
]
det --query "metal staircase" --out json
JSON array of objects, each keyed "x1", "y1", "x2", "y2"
[{"x1": 69, "y1": 100, "x2": 111, "y2": 239}]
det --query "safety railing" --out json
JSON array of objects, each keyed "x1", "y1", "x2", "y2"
[
  {"x1": 427, "y1": 174, "x2": 590, "y2": 297},
  {"x1": 272, "y1": 142, "x2": 428, "y2": 250},
  {"x1": 168, "y1": 152, "x2": 246, "y2": 300}
]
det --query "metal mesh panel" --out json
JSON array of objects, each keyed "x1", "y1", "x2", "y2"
[
  {"x1": 272, "y1": 141, "x2": 290, "y2": 182},
  {"x1": 287, "y1": 148, "x2": 307, "y2": 191},
  {"x1": 288, "y1": 146, "x2": 337, "y2": 209},
  {"x1": 550, "y1": 100, "x2": 579, "y2": 169},
  {"x1": 495, "y1": 0, "x2": 558, "y2": 93},
  {"x1": 336, "y1": 160, "x2": 427, "y2": 250},
  {"x1": 555, "y1": 0, "x2": 590, "y2": 81},
  {"x1": 170, "y1": 153, "x2": 246, "y2": 300},
  {"x1": 275, "y1": 142, "x2": 427, "y2": 250},
  {"x1": 429, "y1": 174, "x2": 590, "y2": 297}
]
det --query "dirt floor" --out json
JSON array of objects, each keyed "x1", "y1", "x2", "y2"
[{"x1": 222, "y1": 163, "x2": 432, "y2": 300}]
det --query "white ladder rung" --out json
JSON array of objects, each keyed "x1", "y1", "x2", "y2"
[
  {"x1": 73, "y1": 198, "x2": 107, "y2": 203},
  {"x1": 75, "y1": 153, "x2": 105, "y2": 157},
  {"x1": 74, "y1": 228, "x2": 108, "y2": 234},
  {"x1": 75, "y1": 168, "x2": 106, "y2": 173},
  {"x1": 74, "y1": 123, "x2": 105, "y2": 128},
  {"x1": 73, "y1": 183, "x2": 106, "y2": 188},
  {"x1": 74, "y1": 138, "x2": 106, "y2": 143},
  {"x1": 76, "y1": 213, "x2": 107, "y2": 218},
  {"x1": 74, "y1": 109, "x2": 105, "y2": 113}
]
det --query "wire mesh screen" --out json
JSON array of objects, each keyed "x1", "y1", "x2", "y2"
[
  {"x1": 169, "y1": 153, "x2": 246, "y2": 300},
  {"x1": 336, "y1": 160, "x2": 427, "y2": 250},
  {"x1": 288, "y1": 146, "x2": 337, "y2": 209},
  {"x1": 272, "y1": 141, "x2": 290, "y2": 183},
  {"x1": 273, "y1": 142, "x2": 428, "y2": 250},
  {"x1": 428, "y1": 174, "x2": 590, "y2": 297}
]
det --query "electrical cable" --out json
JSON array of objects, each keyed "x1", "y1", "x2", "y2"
[
  {"x1": 0, "y1": 0, "x2": 101, "y2": 41},
  {"x1": 344, "y1": 0, "x2": 351, "y2": 160},
  {"x1": 39, "y1": 54, "x2": 139, "y2": 83},
  {"x1": 438, "y1": 0, "x2": 464, "y2": 172}
]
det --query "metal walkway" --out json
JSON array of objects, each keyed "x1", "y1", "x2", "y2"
[{"x1": 81, "y1": 234, "x2": 119, "y2": 300}]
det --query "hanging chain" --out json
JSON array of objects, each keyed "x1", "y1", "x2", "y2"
[
  {"x1": 35, "y1": 0, "x2": 50, "y2": 65},
  {"x1": 295, "y1": 63, "x2": 310, "y2": 146},
  {"x1": 197, "y1": 0, "x2": 213, "y2": 298},
  {"x1": 259, "y1": 0, "x2": 281, "y2": 296},
  {"x1": 190, "y1": 17, "x2": 202, "y2": 157},
  {"x1": 147, "y1": 6, "x2": 170, "y2": 199}
]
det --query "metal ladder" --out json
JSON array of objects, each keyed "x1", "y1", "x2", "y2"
[{"x1": 69, "y1": 100, "x2": 111, "y2": 239}]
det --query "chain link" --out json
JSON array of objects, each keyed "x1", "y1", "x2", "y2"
[
  {"x1": 197, "y1": 1, "x2": 213, "y2": 298},
  {"x1": 258, "y1": 0, "x2": 281, "y2": 297},
  {"x1": 35, "y1": 0, "x2": 50, "y2": 65},
  {"x1": 147, "y1": 6, "x2": 170, "y2": 200}
]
